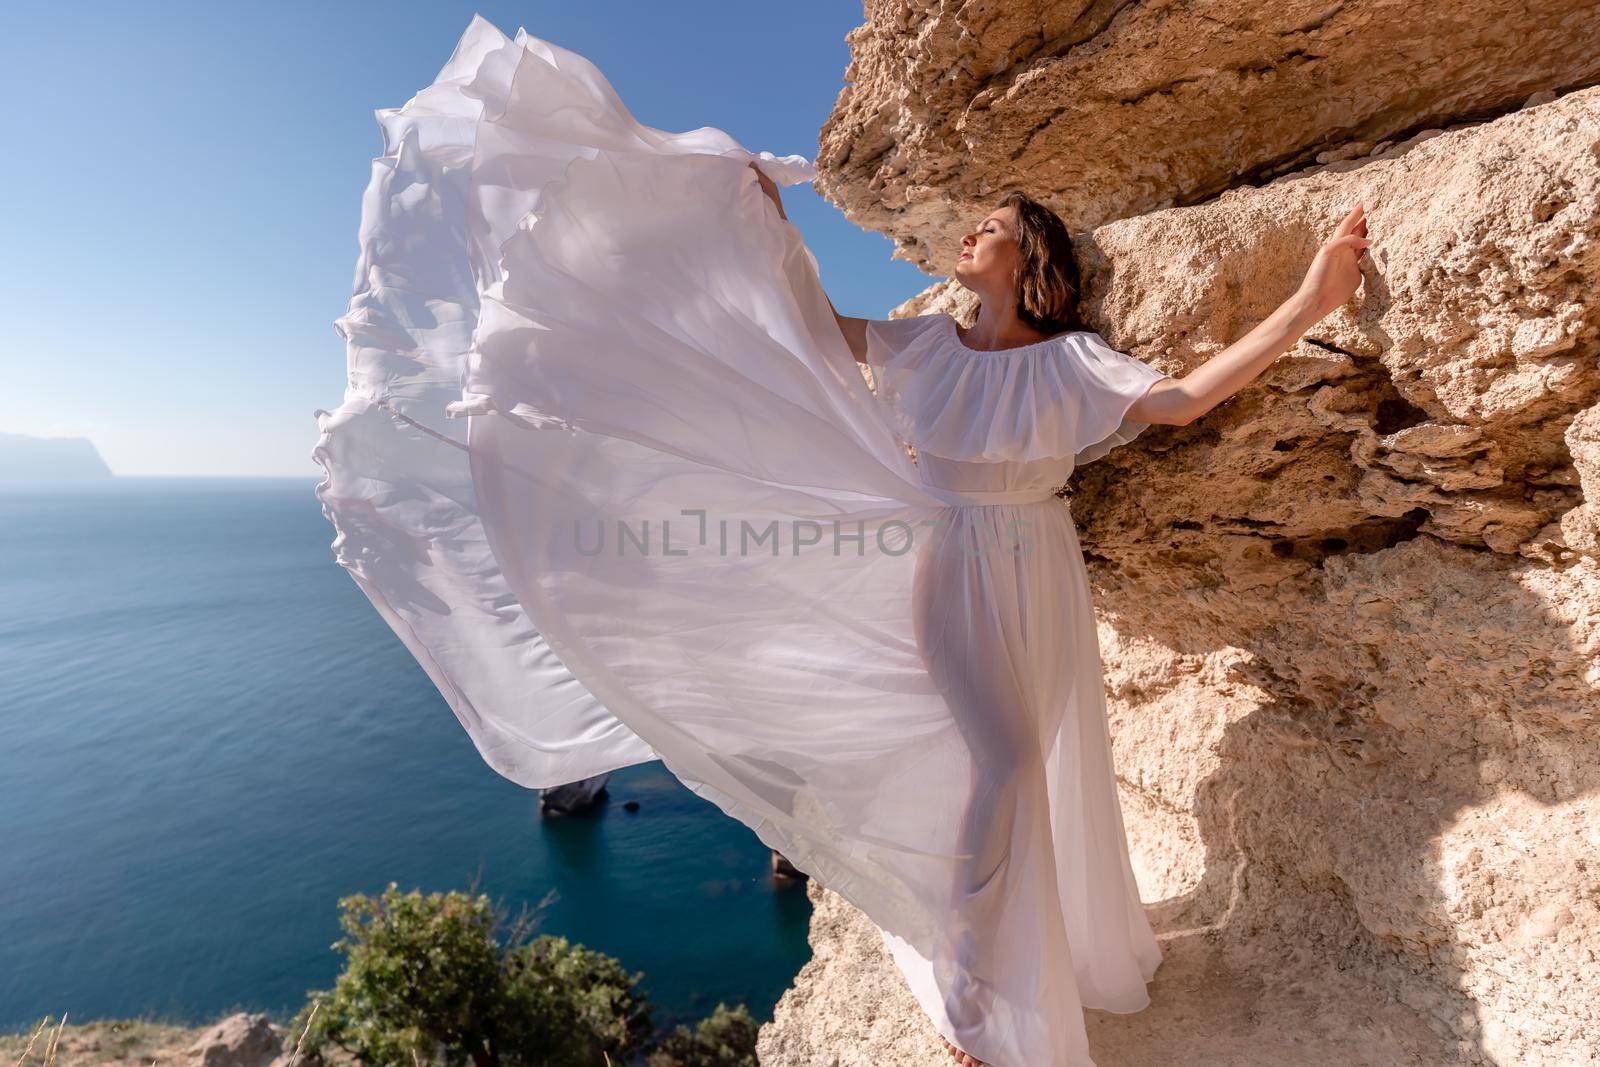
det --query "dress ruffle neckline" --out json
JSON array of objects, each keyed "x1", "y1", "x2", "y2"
[{"x1": 868, "y1": 313, "x2": 1171, "y2": 468}]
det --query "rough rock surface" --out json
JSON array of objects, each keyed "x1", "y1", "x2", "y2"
[
  {"x1": 758, "y1": 877, "x2": 1458, "y2": 1065},
  {"x1": 818, "y1": 0, "x2": 1600, "y2": 274},
  {"x1": 185, "y1": 1014, "x2": 281, "y2": 1067},
  {"x1": 762, "y1": 14, "x2": 1600, "y2": 1067}
]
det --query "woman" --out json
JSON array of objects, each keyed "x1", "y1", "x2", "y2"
[
  {"x1": 314, "y1": 16, "x2": 1370, "y2": 1067},
  {"x1": 752, "y1": 178, "x2": 1366, "y2": 1067}
]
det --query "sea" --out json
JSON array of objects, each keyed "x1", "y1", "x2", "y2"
[{"x1": 0, "y1": 476, "x2": 812, "y2": 1036}]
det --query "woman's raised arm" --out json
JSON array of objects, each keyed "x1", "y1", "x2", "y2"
[
  {"x1": 749, "y1": 162, "x2": 872, "y2": 363},
  {"x1": 1131, "y1": 202, "x2": 1372, "y2": 426}
]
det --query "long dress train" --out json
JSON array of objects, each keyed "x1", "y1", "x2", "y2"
[{"x1": 312, "y1": 15, "x2": 1166, "y2": 1065}]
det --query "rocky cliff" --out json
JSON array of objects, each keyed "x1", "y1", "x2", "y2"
[{"x1": 758, "y1": 2, "x2": 1600, "y2": 1064}]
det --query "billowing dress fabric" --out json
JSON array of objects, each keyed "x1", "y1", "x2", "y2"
[{"x1": 312, "y1": 15, "x2": 1165, "y2": 1066}]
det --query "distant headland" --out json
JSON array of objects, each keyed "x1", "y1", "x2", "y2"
[{"x1": 0, "y1": 431, "x2": 114, "y2": 486}]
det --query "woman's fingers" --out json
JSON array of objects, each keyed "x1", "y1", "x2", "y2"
[
  {"x1": 1329, "y1": 233, "x2": 1373, "y2": 257},
  {"x1": 1332, "y1": 201, "x2": 1366, "y2": 240}
]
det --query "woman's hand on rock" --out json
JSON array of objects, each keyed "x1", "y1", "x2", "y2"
[{"x1": 1294, "y1": 202, "x2": 1372, "y2": 321}]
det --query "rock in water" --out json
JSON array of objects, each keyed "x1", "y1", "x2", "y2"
[
  {"x1": 771, "y1": 850, "x2": 808, "y2": 882},
  {"x1": 539, "y1": 773, "x2": 610, "y2": 816}
]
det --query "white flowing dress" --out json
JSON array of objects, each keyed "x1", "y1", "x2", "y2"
[{"x1": 312, "y1": 15, "x2": 1166, "y2": 1066}]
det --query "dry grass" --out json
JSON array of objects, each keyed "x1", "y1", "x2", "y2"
[
  {"x1": 1, "y1": 1004, "x2": 328, "y2": 1067},
  {"x1": 282, "y1": 1001, "x2": 319, "y2": 1067},
  {"x1": 4, "y1": 1014, "x2": 184, "y2": 1067},
  {"x1": 2, "y1": 1014, "x2": 192, "y2": 1067},
  {"x1": 8, "y1": 1012, "x2": 64, "y2": 1067}
]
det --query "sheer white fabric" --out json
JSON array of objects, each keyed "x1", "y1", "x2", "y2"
[
  {"x1": 866, "y1": 312, "x2": 1170, "y2": 469},
  {"x1": 313, "y1": 15, "x2": 1168, "y2": 1065}
]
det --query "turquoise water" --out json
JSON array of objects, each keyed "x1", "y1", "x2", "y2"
[{"x1": 0, "y1": 477, "x2": 810, "y2": 1034}]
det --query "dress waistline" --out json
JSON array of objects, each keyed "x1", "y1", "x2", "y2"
[{"x1": 917, "y1": 484, "x2": 1064, "y2": 508}]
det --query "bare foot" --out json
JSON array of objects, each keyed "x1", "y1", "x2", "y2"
[{"x1": 938, "y1": 1030, "x2": 987, "y2": 1066}]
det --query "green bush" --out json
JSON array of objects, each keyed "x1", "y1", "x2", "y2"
[
  {"x1": 290, "y1": 882, "x2": 653, "y2": 1066},
  {"x1": 644, "y1": 1003, "x2": 759, "y2": 1067}
]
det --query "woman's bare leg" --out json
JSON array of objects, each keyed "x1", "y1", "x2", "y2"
[{"x1": 911, "y1": 512, "x2": 1053, "y2": 1067}]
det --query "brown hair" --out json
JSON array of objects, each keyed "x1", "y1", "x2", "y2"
[{"x1": 967, "y1": 191, "x2": 1085, "y2": 334}]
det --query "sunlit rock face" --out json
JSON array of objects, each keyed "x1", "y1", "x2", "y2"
[
  {"x1": 761, "y1": 5, "x2": 1600, "y2": 1062},
  {"x1": 817, "y1": 0, "x2": 1600, "y2": 274}
]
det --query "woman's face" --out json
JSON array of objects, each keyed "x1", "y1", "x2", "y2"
[{"x1": 956, "y1": 205, "x2": 1021, "y2": 288}]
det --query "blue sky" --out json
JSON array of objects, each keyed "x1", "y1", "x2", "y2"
[{"x1": 0, "y1": 3, "x2": 935, "y2": 476}]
